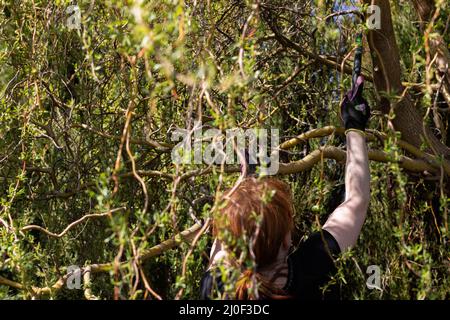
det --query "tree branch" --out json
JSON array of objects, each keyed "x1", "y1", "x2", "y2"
[
  {"x1": 73, "y1": 123, "x2": 173, "y2": 152},
  {"x1": 20, "y1": 207, "x2": 126, "y2": 238},
  {"x1": 0, "y1": 222, "x2": 205, "y2": 298}
]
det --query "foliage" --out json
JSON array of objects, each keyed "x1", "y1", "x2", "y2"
[{"x1": 0, "y1": 0, "x2": 448, "y2": 299}]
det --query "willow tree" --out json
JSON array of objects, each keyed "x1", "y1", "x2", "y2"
[{"x1": 0, "y1": 0, "x2": 448, "y2": 300}]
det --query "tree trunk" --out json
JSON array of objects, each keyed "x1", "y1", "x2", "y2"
[
  {"x1": 411, "y1": 0, "x2": 450, "y2": 108},
  {"x1": 362, "y1": 0, "x2": 450, "y2": 158}
]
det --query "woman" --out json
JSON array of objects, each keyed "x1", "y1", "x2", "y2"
[{"x1": 200, "y1": 76, "x2": 371, "y2": 300}]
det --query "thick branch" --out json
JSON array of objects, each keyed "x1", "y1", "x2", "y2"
[
  {"x1": 279, "y1": 146, "x2": 436, "y2": 175},
  {"x1": 280, "y1": 126, "x2": 450, "y2": 175},
  {"x1": 411, "y1": 0, "x2": 450, "y2": 95},
  {"x1": 362, "y1": 0, "x2": 450, "y2": 158}
]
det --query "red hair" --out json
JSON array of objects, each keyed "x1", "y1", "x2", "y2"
[{"x1": 213, "y1": 177, "x2": 294, "y2": 299}]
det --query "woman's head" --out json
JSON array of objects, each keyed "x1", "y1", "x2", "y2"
[{"x1": 213, "y1": 177, "x2": 294, "y2": 299}]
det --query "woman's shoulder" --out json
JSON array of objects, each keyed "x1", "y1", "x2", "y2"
[
  {"x1": 293, "y1": 229, "x2": 341, "y2": 259},
  {"x1": 284, "y1": 229, "x2": 341, "y2": 299}
]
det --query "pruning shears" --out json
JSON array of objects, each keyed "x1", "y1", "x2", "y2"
[{"x1": 352, "y1": 33, "x2": 363, "y2": 94}]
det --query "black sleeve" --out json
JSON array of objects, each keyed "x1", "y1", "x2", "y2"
[
  {"x1": 199, "y1": 269, "x2": 225, "y2": 300},
  {"x1": 285, "y1": 229, "x2": 341, "y2": 300},
  {"x1": 199, "y1": 270, "x2": 214, "y2": 300}
]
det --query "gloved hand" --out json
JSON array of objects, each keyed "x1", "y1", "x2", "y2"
[{"x1": 341, "y1": 75, "x2": 371, "y2": 134}]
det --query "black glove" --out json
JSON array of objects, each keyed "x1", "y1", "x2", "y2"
[{"x1": 341, "y1": 75, "x2": 370, "y2": 132}]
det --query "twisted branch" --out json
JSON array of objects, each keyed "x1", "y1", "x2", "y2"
[
  {"x1": 280, "y1": 126, "x2": 450, "y2": 175},
  {"x1": 20, "y1": 207, "x2": 126, "y2": 238}
]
